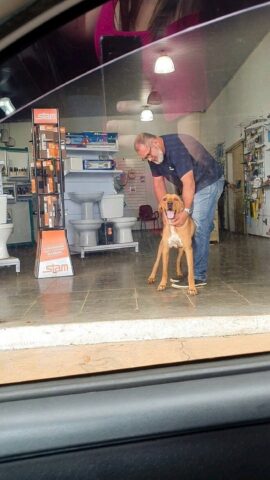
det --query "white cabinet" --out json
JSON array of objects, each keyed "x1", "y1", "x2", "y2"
[{"x1": 244, "y1": 119, "x2": 270, "y2": 237}]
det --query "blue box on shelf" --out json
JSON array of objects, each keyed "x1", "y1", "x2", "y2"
[
  {"x1": 66, "y1": 133, "x2": 86, "y2": 146},
  {"x1": 83, "y1": 132, "x2": 118, "y2": 144}
]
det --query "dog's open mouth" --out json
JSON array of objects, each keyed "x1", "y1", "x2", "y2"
[{"x1": 166, "y1": 210, "x2": 175, "y2": 220}]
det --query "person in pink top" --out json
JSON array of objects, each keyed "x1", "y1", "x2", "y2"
[
  {"x1": 93, "y1": 0, "x2": 265, "y2": 120},
  {"x1": 94, "y1": 0, "x2": 200, "y2": 60},
  {"x1": 94, "y1": 0, "x2": 203, "y2": 121}
]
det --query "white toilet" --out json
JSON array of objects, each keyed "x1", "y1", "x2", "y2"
[
  {"x1": 0, "y1": 195, "x2": 13, "y2": 259},
  {"x1": 70, "y1": 219, "x2": 103, "y2": 247},
  {"x1": 112, "y1": 217, "x2": 137, "y2": 243},
  {"x1": 100, "y1": 194, "x2": 137, "y2": 244},
  {"x1": 69, "y1": 192, "x2": 103, "y2": 247}
]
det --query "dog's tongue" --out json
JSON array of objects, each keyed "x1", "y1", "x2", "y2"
[{"x1": 167, "y1": 211, "x2": 175, "y2": 220}]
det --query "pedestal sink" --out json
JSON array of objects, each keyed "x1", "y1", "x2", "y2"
[
  {"x1": 69, "y1": 192, "x2": 104, "y2": 248},
  {"x1": 69, "y1": 192, "x2": 103, "y2": 219}
]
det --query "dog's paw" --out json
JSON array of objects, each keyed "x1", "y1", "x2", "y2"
[
  {"x1": 157, "y1": 283, "x2": 166, "y2": 291},
  {"x1": 188, "y1": 287, "x2": 198, "y2": 296},
  {"x1": 148, "y1": 276, "x2": 155, "y2": 284}
]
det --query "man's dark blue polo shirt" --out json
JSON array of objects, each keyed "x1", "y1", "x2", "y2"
[{"x1": 149, "y1": 134, "x2": 223, "y2": 193}]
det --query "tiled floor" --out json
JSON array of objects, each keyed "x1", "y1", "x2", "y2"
[{"x1": 1, "y1": 230, "x2": 270, "y2": 327}]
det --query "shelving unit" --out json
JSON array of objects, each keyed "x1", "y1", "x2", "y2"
[
  {"x1": 31, "y1": 119, "x2": 66, "y2": 230},
  {"x1": 31, "y1": 108, "x2": 73, "y2": 278},
  {"x1": 243, "y1": 118, "x2": 270, "y2": 237}
]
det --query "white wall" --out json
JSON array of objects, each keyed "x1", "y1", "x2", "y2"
[{"x1": 180, "y1": 32, "x2": 270, "y2": 152}]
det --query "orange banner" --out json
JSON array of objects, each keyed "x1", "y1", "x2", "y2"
[
  {"x1": 35, "y1": 230, "x2": 73, "y2": 278},
  {"x1": 33, "y1": 108, "x2": 58, "y2": 124}
]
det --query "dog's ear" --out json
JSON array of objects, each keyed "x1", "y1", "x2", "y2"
[{"x1": 158, "y1": 196, "x2": 167, "y2": 214}]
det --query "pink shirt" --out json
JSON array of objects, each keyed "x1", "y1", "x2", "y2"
[{"x1": 95, "y1": 1, "x2": 199, "y2": 59}]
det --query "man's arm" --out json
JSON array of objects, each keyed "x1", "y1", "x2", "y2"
[
  {"x1": 153, "y1": 176, "x2": 167, "y2": 203},
  {"x1": 172, "y1": 170, "x2": 195, "y2": 226},
  {"x1": 181, "y1": 170, "x2": 195, "y2": 210}
]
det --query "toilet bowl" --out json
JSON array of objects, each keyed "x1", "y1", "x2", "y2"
[
  {"x1": 0, "y1": 223, "x2": 13, "y2": 259},
  {"x1": 112, "y1": 217, "x2": 137, "y2": 243},
  {"x1": 70, "y1": 219, "x2": 102, "y2": 247}
]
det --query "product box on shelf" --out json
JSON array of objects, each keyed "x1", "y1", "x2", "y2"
[
  {"x1": 82, "y1": 159, "x2": 115, "y2": 170},
  {"x1": 66, "y1": 131, "x2": 118, "y2": 147},
  {"x1": 65, "y1": 133, "x2": 86, "y2": 147},
  {"x1": 83, "y1": 131, "x2": 118, "y2": 144}
]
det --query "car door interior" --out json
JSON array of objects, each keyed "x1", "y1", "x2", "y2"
[{"x1": 1, "y1": 354, "x2": 270, "y2": 479}]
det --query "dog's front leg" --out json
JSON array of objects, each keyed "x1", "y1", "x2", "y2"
[
  {"x1": 176, "y1": 247, "x2": 184, "y2": 277},
  {"x1": 158, "y1": 245, "x2": 170, "y2": 291},
  {"x1": 185, "y1": 247, "x2": 198, "y2": 295},
  {"x1": 148, "y1": 239, "x2": 163, "y2": 284}
]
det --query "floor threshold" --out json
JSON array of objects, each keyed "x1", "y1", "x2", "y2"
[{"x1": 1, "y1": 314, "x2": 270, "y2": 351}]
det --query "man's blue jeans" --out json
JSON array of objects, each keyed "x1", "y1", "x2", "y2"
[{"x1": 192, "y1": 177, "x2": 224, "y2": 282}]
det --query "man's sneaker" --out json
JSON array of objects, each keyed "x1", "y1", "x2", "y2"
[
  {"x1": 171, "y1": 278, "x2": 207, "y2": 289},
  {"x1": 170, "y1": 275, "x2": 186, "y2": 283}
]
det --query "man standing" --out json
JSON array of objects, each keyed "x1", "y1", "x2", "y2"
[{"x1": 134, "y1": 132, "x2": 224, "y2": 288}]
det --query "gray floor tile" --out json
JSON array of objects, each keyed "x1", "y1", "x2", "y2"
[{"x1": 0, "y1": 231, "x2": 269, "y2": 326}]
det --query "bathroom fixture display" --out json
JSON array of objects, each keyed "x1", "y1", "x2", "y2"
[{"x1": 64, "y1": 134, "x2": 138, "y2": 258}]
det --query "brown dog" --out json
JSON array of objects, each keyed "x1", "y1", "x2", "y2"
[{"x1": 148, "y1": 194, "x2": 197, "y2": 295}]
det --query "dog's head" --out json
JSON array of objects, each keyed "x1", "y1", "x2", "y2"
[{"x1": 158, "y1": 194, "x2": 184, "y2": 220}]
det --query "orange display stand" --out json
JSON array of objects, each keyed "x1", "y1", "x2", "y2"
[
  {"x1": 35, "y1": 230, "x2": 73, "y2": 278},
  {"x1": 32, "y1": 108, "x2": 73, "y2": 278}
]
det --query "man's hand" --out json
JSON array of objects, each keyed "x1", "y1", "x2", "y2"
[{"x1": 171, "y1": 210, "x2": 189, "y2": 226}]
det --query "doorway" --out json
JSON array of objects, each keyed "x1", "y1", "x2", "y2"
[{"x1": 226, "y1": 141, "x2": 245, "y2": 234}]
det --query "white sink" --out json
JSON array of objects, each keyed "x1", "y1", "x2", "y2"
[{"x1": 69, "y1": 192, "x2": 104, "y2": 204}]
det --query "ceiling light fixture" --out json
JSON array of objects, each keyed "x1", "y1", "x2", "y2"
[
  {"x1": 154, "y1": 54, "x2": 175, "y2": 74},
  {"x1": 140, "y1": 106, "x2": 153, "y2": 122},
  {"x1": 147, "y1": 90, "x2": 162, "y2": 105},
  {"x1": 0, "y1": 97, "x2": 15, "y2": 115}
]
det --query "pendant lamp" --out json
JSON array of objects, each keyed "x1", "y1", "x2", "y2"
[
  {"x1": 147, "y1": 90, "x2": 162, "y2": 105},
  {"x1": 154, "y1": 54, "x2": 175, "y2": 74},
  {"x1": 0, "y1": 97, "x2": 15, "y2": 115},
  {"x1": 140, "y1": 106, "x2": 153, "y2": 122}
]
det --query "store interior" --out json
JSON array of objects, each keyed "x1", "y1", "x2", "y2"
[{"x1": 0, "y1": 4, "x2": 270, "y2": 329}]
